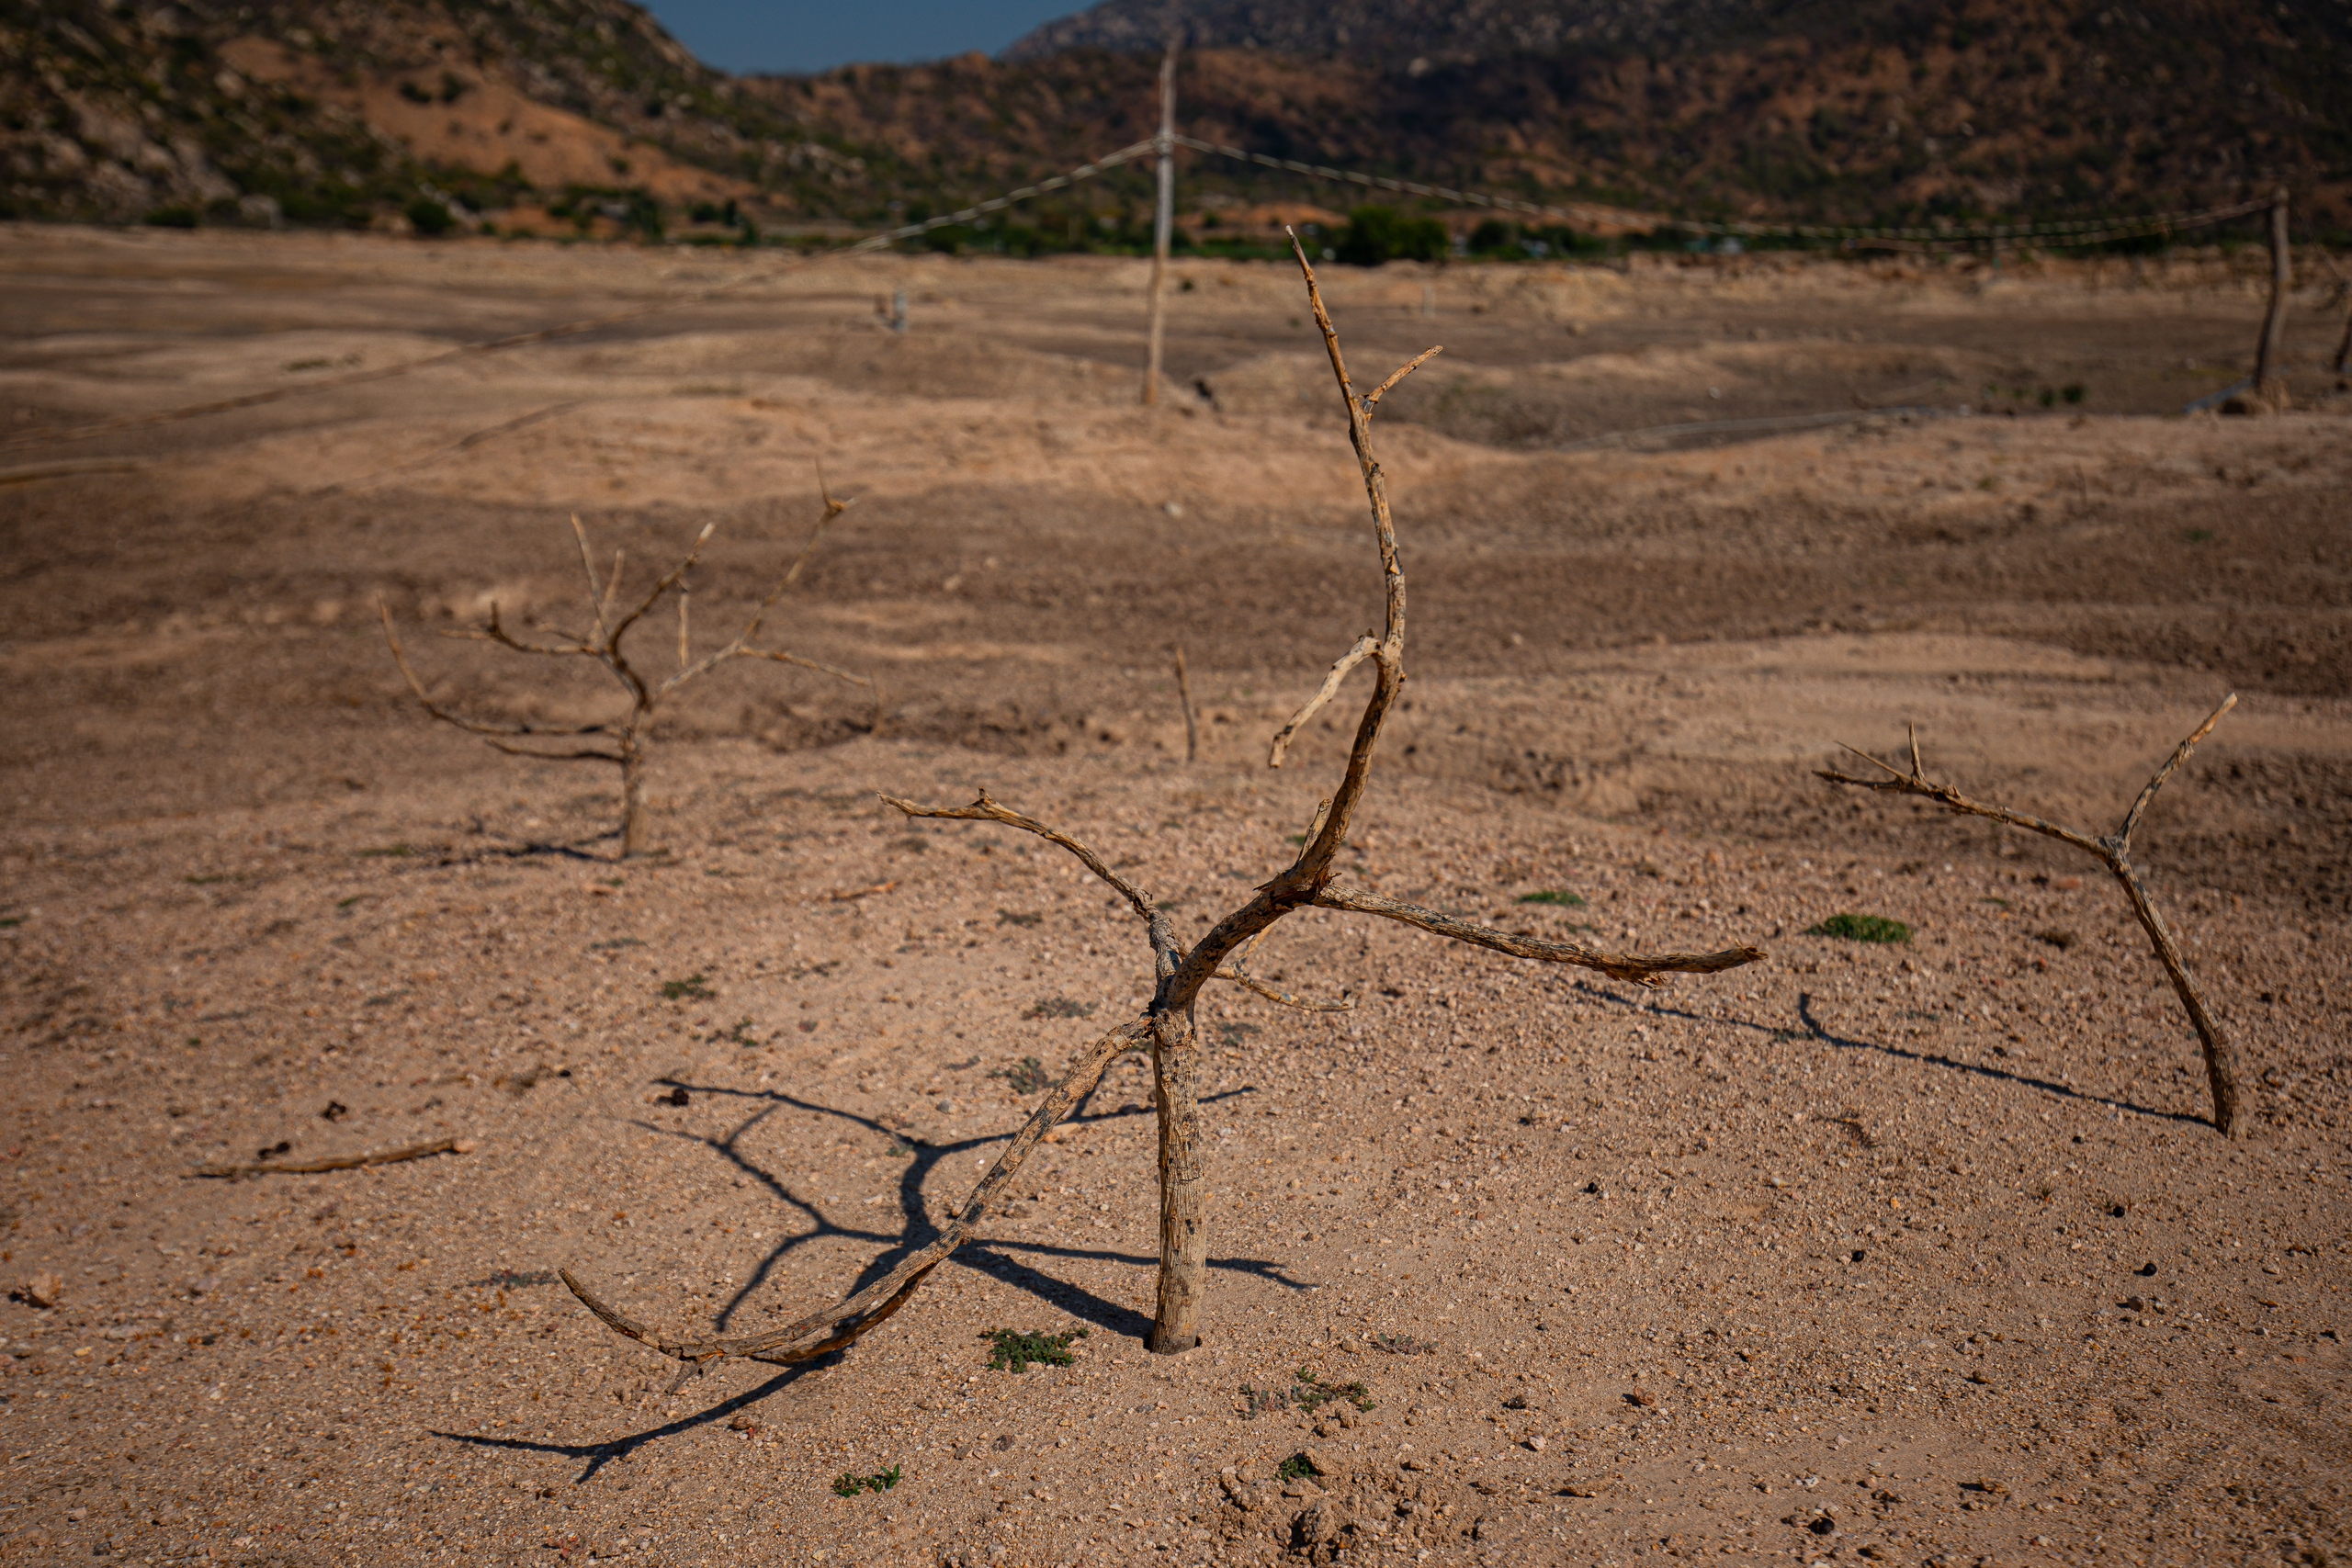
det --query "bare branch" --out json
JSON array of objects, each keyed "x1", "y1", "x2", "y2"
[
  {"x1": 481, "y1": 740, "x2": 626, "y2": 763},
  {"x1": 1360, "y1": 345, "x2": 1443, "y2": 416},
  {"x1": 661, "y1": 479, "x2": 861, "y2": 693},
  {"x1": 1212, "y1": 923, "x2": 1352, "y2": 1012},
  {"x1": 1814, "y1": 763, "x2": 2110, "y2": 861},
  {"x1": 572, "y1": 515, "x2": 614, "y2": 644},
  {"x1": 677, "y1": 581, "x2": 691, "y2": 671},
  {"x1": 474, "y1": 603, "x2": 601, "y2": 659},
  {"x1": 882, "y1": 790, "x2": 1158, "y2": 925},
  {"x1": 378, "y1": 600, "x2": 610, "y2": 740},
  {"x1": 1314, "y1": 883, "x2": 1765, "y2": 987},
  {"x1": 601, "y1": 547, "x2": 626, "y2": 628},
  {"x1": 1269, "y1": 635, "x2": 1375, "y2": 768},
  {"x1": 1817, "y1": 705, "x2": 2246, "y2": 1136},
  {"x1": 2119, "y1": 692, "x2": 2235, "y2": 850},
  {"x1": 192, "y1": 1136, "x2": 476, "y2": 1179},
  {"x1": 1212, "y1": 966, "x2": 1353, "y2": 1012},
  {"x1": 561, "y1": 1020, "x2": 1146, "y2": 1366},
  {"x1": 608, "y1": 521, "x2": 718, "y2": 648}
]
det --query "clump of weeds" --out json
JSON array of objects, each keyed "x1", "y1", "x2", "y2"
[{"x1": 984, "y1": 1326, "x2": 1087, "y2": 1373}]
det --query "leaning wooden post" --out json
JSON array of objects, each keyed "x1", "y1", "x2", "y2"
[
  {"x1": 1141, "y1": 41, "x2": 1177, "y2": 406},
  {"x1": 2252, "y1": 186, "x2": 2291, "y2": 404}
]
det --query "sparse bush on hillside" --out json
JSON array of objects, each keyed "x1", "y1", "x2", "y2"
[{"x1": 1337, "y1": 204, "x2": 1449, "y2": 265}]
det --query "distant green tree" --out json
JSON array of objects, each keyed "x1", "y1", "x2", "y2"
[
  {"x1": 1466, "y1": 218, "x2": 1517, "y2": 254},
  {"x1": 1336, "y1": 205, "x2": 1448, "y2": 265},
  {"x1": 404, "y1": 197, "x2": 456, "y2": 237}
]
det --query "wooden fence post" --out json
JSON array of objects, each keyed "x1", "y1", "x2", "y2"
[
  {"x1": 2251, "y1": 186, "x2": 2291, "y2": 405},
  {"x1": 1142, "y1": 43, "x2": 1177, "y2": 406}
]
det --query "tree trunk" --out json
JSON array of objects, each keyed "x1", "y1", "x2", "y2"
[
  {"x1": 1148, "y1": 1009, "x2": 1206, "y2": 1353},
  {"x1": 2111, "y1": 857, "x2": 2244, "y2": 1137},
  {"x1": 619, "y1": 749, "x2": 649, "y2": 858}
]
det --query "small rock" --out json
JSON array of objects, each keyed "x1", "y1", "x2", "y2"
[
  {"x1": 21, "y1": 1272, "x2": 62, "y2": 1309},
  {"x1": 322, "y1": 1100, "x2": 349, "y2": 1122},
  {"x1": 1501, "y1": 1393, "x2": 1529, "y2": 1410},
  {"x1": 1295, "y1": 1499, "x2": 1349, "y2": 1546},
  {"x1": 1282, "y1": 1478, "x2": 1324, "y2": 1500},
  {"x1": 1561, "y1": 1481, "x2": 1604, "y2": 1497},
  {"x1": 1524, "y1": 1435, "x2": 1547, "y2": 1452},
  {"x1": 935, "y1": 1099, "x2": 957, "y2": 1113},
  {"x1": 1625, "y1": 1387, "x2": 1657, "y2": 1408},
  {"x1": 1300, "y1": 1447, "x2": 1342, "y2": 1478},
  {"x1": 2135, "y1": 1262, "x2": 2157, "y2": 1277}
]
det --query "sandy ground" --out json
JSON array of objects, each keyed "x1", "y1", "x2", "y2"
[{"x1": 0, "y1": 227, "x2": 2346, "y2": 1568}]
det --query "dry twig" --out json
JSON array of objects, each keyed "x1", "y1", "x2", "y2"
[
  {"x1": 192, "y1": 1136, "x2": 477, "y2": 1179},
  {"x1": 379, "y1": 479, "x2": 876, "y2": 856},
  {"x1": 1816, "y1": 698, "x2": 2246, "y2": 1135},
  {"x1": 1173, "y1": 646, "x2": 1199, "y2": 763},
  {"x1": 560, "y1": 238, "x2": 1762, "y2": 1371}
]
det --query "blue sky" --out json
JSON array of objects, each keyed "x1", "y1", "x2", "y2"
[{"x1": 639, "y1": 2, "x2": 1084, "y2": 74}]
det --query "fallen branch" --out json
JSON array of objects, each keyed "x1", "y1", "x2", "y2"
[
  {"x1": 560, "y1": 235, "x2": 1764, "y2": 1371},
  {"x1": 1817, "y1": 698, "x2": 2245, "y2": 1135},
  {"x1": 192, "y1": 1136, "x2": 477, "y2": 1179}
]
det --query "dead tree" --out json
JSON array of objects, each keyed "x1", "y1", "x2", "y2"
[
  {"x1": 379, "y1": 483, "x2": 876, "y2": 857},
  {"x1": 558, "y1": 237, "x2": 1764, "y2": 1374},
  {"x1": 1817, "y1": 697, "x2": 2247, "y2": 1137}
]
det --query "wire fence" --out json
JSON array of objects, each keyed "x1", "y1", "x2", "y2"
[
  {"x1": 1170, "y1": 134, "x2": 2276, "y2": 250},
  {"x1": 2, "y1": 117, "x2": 2303, "y2": 455}
]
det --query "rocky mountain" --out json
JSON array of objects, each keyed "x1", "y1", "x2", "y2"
[
  {"x1": 989, "y1": 0, "x2": 2350, "y2": 226},
  {"x1": 3, "y1": 0, "x2": 2345, "y2": 236},
  {"x1": 0, "y1": 0, "x2": 862, "y2": 226}
]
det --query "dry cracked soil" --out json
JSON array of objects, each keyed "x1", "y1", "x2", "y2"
[{"x1": 0, "y1": 225, "x2": 2346, "y2": 1568}]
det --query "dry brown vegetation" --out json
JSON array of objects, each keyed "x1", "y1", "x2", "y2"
[
  {"x1": 0, "y1": 228, "x2": 2346, "y2": 1567},
  {"x1": 379, "y1": 491, "x2": 875, "y2": 857}
]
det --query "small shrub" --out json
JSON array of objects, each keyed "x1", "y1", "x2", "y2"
[
  {"x1": 405, "y1": 197, "x2": 456, "y2": 237},
  {"x1": 661, "y1": 973, "x2": 713, "y2": 1000},
  {"x1": 1277, "y1": 1453, "x2": 1316, "y2": 1481},
  {"x1": 1806, "y1": 913, "x2": 1912, "y2": 943},
  {"x1": 991, "y1": 1055, "x2": 1051, "y2": 1094},
  {"x1": 831, "y1": 1464, "x2": 900, "y2": 1497},
  {"x1": 1370, "y1": 1331, "x2": 1437, "y2": 1356},
  {"x1": 2032, "y1": 929, "x2": 2075, "y2": 950},
  {"x1": 1242, "y1": 1369, "x2": 1375, "y2": 1418},
  {"x1": 143, "y1": 206, "x2": 199, "y2": 229},
  {"x1": 1026, "y1": 996, "x2": 1094, "y2": 1020},
  {"x1": 983, "y1": 1325, "x2": 1086, "y2": 1372},
  {"x1": 1518, "y1": 889, "x2": 1587, "y2": 907}
]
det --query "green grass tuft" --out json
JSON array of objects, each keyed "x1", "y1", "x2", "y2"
[
  {"x1": 1518, "y1": 889, "x2": 1587, "y2": 907},
  {"x1": 1806, "y1": 913, "x2": 1912, "y2": 943}
]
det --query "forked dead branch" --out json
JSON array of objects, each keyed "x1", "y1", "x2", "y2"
[
  {"x1": 1817, "y1": 697, "x2": 2247, "y2": 1136},
  {"x1": 379, "y1": 482, "x2": 876, "y2": 857},
  {"x1": 559, "y1": 238, "x2": 1765, "y2": 1374}
]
